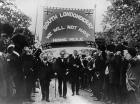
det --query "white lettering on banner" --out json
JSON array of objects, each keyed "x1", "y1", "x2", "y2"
[
  {"x1": 59, "y1": 12, "x2": 93, "y2": 29},
  {"x1": 53, "y1": 26, "x2": 65, "y2": 32},
  {"x1": 52, "y1": 38, "x2": 84, "y2": 42},
  {"x1": 69, "y1": 37, "x2": 83, "y2": 41},
  {"x1": 46, "y1": 32, "x2": 53, "y2": 39},
  {"x1": 67, "y1": 25, "x2": 77, "y2": 30},
  {"x1": 78, "y1": 28, "x2": 90, "y2": 38},
  {"x1": 43, "y1": 11, "x2": 94, "y2": 30},
  {"x1": 53, "y1": 38, "x2": 67, "y2": 42},
  {"x1": 43, "y1": 14, "x2": 58, "y2": 30},
  {"x1": 45, "y1": 25, "x2": 91, "y2": 39}
]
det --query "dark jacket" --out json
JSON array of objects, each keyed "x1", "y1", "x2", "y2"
[
  {"x1": 39, "y1": 61, "x2": 53, "y2": 81},
  {"x1": 95, "y1": 52, "x2": 106, "y2": 73},
  {"x1": 33, "y1": 56, "x2": 42, "y2": 79},
  {"x1": 6, "y1": 52, "x2": 23, "y2": 77},
  {"x1": 129, "y1": 57, "x2": 140, "y2": 81},
  {"x1": 81, "y1": 58, "x2": 89, "y2": 74},
  {"x1": 108, "y1": 54, "x2": 122, "y2": 85},
  {"x1": 68, "y1": 55, "x2": 82, "y2": 76},
  {"x1": 21, "y1": 54, "x2": 34, "y2": 77},
  {"x1": 55, "y1": 57, "x2": 68, "y2": 75}
]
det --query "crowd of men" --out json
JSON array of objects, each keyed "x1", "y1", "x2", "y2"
[
  {"x1": 0, "y1": 29, "x2": 140, "y2": 104},
  {"x1": 0, "y1": 43, "x2": 84, "y2": 103},
  {"x1": 78, "y1": 42, "x2": 140, "y2": 104}
]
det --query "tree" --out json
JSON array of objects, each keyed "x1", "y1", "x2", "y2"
[
  {"x1": 13, "y1": 27, "x2": 35, "y2": 46},
  {"x1": 102, "y1": 0, "x2": 140, "y2": 45},
  {"x1": 0, "y1": 0, "x2": 33, "y2": 52},
  {"x1": 0, "y1": 0, "x2": 31, "y2": 28},
  {"x1": 12, "y1": 27, "x2": 35, "y2": 54}
]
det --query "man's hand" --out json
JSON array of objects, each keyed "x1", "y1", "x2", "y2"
[
  {"x1": 73, "y1": 64, "x2": 77, "y2": 67},
  {"x1": 66, "y1": 72, "x2": 69, "y2": 75}
]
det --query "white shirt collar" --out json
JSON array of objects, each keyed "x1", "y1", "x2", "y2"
[
  {"x1": 137, "y1": 55, "x2": 140, "y2": 59},
  {"x1": 0, "y1": 52, "x2": 3, "y2": 56}
]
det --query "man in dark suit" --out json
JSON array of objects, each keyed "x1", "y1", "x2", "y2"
[
  {"x1": 32, "y1": 48, "x2": 42, "y2": 92},
  {"x1": 80, "y1": 54, "x2": 88, "y2": 89},
  {"x1": 94, "y1": 45, "x2": 107, "y2": 100},
  {"x1": 21, "y1": 47, "x2": 34, "y2": 101},
  {"x1": 55, "y1": 50, "x2": 68, "y2": 98},
  {"x1": 39, "y1": 55, "x2": 53, "y2": 102},
  {"x1": 6, "y1": 44, "x2": 24, "y2": 100},
  {"x1": 69, "y1": 50, "x2": 82, "y2": 96}
]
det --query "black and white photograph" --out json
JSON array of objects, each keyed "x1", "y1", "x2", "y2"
[{"x1": 0, "y1": 0, "x2": 140, "y2": 104}]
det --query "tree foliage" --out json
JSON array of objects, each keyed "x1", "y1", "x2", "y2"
[
  {"x1": 0, "y1": 0, "x2": 34, "y2": 52},
  {"x1": 103, "y1": 0, "x2": 140, "y2": 43},
  {"x1": 13, "y1": 27, "x2": 35, "y2": 46},
  {"x1": 0, "y1": 0, "x2": 31, "y2": 28}
]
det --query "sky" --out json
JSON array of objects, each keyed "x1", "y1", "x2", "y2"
[{"x1": 14, "y1": 0, "x2": 110, "y2": 39}]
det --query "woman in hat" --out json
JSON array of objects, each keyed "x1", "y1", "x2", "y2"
[{"x1": 124, "y1": 48, "x2": 139, "y2": 104}]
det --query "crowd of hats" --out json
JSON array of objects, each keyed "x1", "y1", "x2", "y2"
[{"x1": 98, "y1": 42, "x2": 138, "y2": 58}]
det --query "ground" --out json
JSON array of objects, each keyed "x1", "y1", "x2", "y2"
[
  {"x1": 0, "y1": 79, "x2": 105, "y2": 104},
  {"x1": 22, "y1": 79, "x2": 104, "y2": 104},
  {"x1": 2, "y1": 79, "x2": 140, "y2": 104}
]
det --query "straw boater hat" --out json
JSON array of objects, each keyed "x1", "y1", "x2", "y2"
[
  {"x1": 7, "y1": 44, "x2": 15, "y2": 49},
  {"x1": 7, "y1": 44, "x2": 15, "y2": 52}
]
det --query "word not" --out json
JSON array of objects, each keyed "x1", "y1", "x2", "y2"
[{"x1": 67, "y1": 25, "x2": 77, "y2": 30}]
